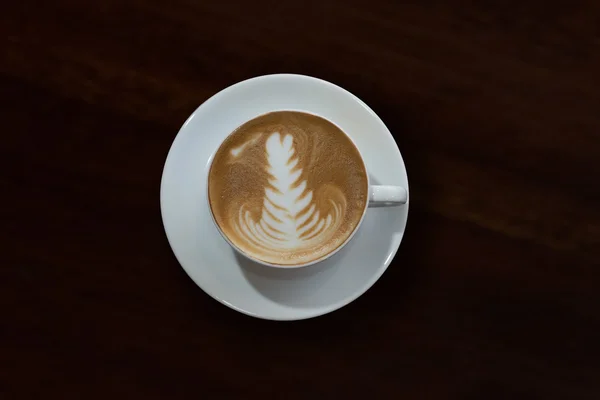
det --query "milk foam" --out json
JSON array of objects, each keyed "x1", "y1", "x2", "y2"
[
  {"x1": 208, "y1": 111, "x2": 368, "y2": 266},
  {"x1": 231, "y1": 132, "x2": 345, "y2": 254}
]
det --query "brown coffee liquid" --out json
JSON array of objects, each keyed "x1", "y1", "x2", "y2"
[{"x1": 208, "y1": 111, "x2": 368, "y2": 266}]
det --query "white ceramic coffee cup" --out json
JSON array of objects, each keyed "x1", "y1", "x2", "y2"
[{"x1": 207, "y1": 111, "x2": 407, "y2": 269}]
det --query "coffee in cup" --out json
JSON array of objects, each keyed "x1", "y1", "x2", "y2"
[{"x1": 208, "y1": 111, "x2": 369, "y2": 266}]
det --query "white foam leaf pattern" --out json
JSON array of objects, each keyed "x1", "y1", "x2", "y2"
[{"x1": 232, "y1": 132, "x2": 345, "y2": 254}]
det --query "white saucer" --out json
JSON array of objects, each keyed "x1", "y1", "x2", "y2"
[{"x1": 160, "y1": 74, "x2": 409, "y2": 320}]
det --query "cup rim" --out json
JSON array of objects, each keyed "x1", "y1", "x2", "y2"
[{"x1": 206, "y1": 105, "x2": 371, "y2": 269}]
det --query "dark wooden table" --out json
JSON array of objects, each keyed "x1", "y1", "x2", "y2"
[{"x1": 2, "y1": 1, "x2": 599, "y2": 398}]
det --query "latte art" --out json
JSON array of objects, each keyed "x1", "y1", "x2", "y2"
[
  {"x1": 208, "y1": 112, "x2": 368, "y2": 266},
  {"x1": 233, "y1": 132, "x2": 347, "y2": 254}
]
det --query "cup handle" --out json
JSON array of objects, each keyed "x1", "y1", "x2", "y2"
[{"x1": 369, "y1": 185, "x2": 408, "y2": 206}]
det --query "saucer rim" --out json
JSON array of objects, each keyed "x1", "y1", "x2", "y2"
[{"x1": 160, "y1": 73, "x2": 409, "y2": 321}]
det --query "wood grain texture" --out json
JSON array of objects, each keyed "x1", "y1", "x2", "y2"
[{"x1": 1, "y1": 1, "x2": 599, "y2": 398}]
